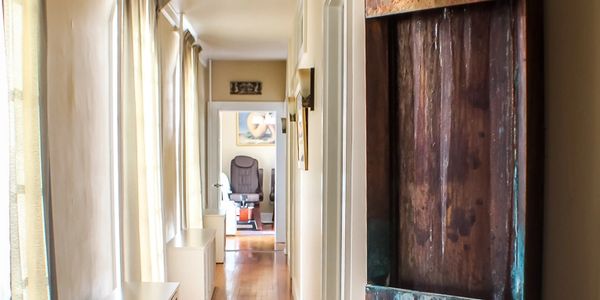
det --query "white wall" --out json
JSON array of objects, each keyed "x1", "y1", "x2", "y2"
[
  {"x1": 46, "y1": 0, "x2": 116, "y2": 298},
  {"x1": 544, "y1": 0, "x2": 600, "y2": 298},
  {"x1": 220, "y1": 111, "x2": 276, "y2": 214},
  {"x1": 287, "y1": 0, "x2": 324, "y2": 298}
]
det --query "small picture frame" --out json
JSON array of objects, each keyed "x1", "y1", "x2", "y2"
[
  {"x1": 296, "y1": 93, "x2": 308, "y2": 170},
  {"x1": 230, "y1": 81, "x2": 262, "y2": 95}
]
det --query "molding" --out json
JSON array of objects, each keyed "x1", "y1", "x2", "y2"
[
  {"x1": 322, "y1": 0, "x2": 344, "y2": 299},
  {"x1": 161, "y1": 3, "x2": 179, "y2": 28},
  {"x1": 344, "y1": 0, "x2": 368, "y2": 298},
  {"x1": 182, "y1": 16, "x2": 198, "y2": 42},
  {"x1": 161, "y1": 3, "x2": 199, "y2": 43}
]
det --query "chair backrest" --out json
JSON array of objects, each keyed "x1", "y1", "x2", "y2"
[{"x1": 230, "y1": 155, "x2": 260, "y2": 194}]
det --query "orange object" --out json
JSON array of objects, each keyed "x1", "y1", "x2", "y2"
[{"x1": 239, "y1": 208, "x2": 250, "y2": 222}]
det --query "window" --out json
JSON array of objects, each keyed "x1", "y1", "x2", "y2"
[{"x1": 2, "y1": 0, "x2": 51, "y2": 298}]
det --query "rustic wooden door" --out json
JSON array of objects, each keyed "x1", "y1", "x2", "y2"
[{"x1": 365, "y1": 0, "x2": 543, "y2": 299}]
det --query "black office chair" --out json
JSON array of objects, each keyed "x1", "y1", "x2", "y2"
[{"x1": 229, "y1": 155, "x2": 263, "y2": 230}]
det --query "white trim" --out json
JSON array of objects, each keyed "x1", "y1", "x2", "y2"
[
  {"x1": 343, "y1": 0, "x2": 367, "y2": 299},
  {"x1": 322, "y1": 0, "x2": 368, "y2": 299},
  {"x1": 207, "y1": 101, "x2": 288, "y2": 243},
  {"x1": 208, "y1": 60, "x2": 213, "y2": 102},
  {"x1": 160, "y1": 3, "x2": 179, "y2": 28},
  {"x1": 160, "y1": 3, "x2": 200, "y2": 46},
  {"x1": 322, "y1": 0, "x2": 345, "y2": 299}
]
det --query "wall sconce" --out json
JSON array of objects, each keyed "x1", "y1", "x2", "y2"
[
  {"x1": 297, "y1": 67, "x2": 315, "y2": 111},
  {"x1": 287, "y1": 95, "x2": 297, "y2": 122}
]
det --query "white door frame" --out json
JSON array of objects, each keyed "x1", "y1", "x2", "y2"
[
  {"x1": 322, "y1": 0, "x2": 367, "y2": 299},
  {"x1": 322, "y1": 0, "x2": 344, "y2": 299},
  {"x1": 207, "y1": 101, "x2": 287, "y2": 243}
]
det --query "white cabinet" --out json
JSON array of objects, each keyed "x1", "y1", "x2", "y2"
[
  {"x1": 204, "y1": 208, "x2": 226, "y2": 263},
  {"x1": 166, "y1": 229, "x2": 216, "y2": 300},
  {"x1": 104, "y1": 282, "x2": 180, "y2": 300}
]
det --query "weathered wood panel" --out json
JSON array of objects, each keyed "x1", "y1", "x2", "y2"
[
  {"x1": 366, "y1": 0, "x2": 543, "y2": 298},
  {"x1": 366, "y1": 0, "x2": 492, "y2": 18},
  {"x1": 366, "y1": 285, "x2": 481, "y2": 300},
  {"x1": 366, "y1": 18, "x2": 395, "y2": 285}
]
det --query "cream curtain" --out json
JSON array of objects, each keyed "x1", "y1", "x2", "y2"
[
  {"x1": 3, "y1": 0, "x2": 49, "y2": 298},
  {"x1": 195, "y1": 47, "x2": 208, "y2": 212},
  {"x1": 157, "y1": 13, "x2": 180, "y2": 243},
  {"x1": 182, "y1": 33, "x2": 203, "y2": 228},
  {"x1": 0, "y1": 2, "x2": 10, "y2": 298},
  {"x1": 121, "y1": 0, "x2": 165, "y2": 282}
]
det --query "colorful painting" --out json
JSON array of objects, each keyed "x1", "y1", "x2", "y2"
[
  {"x1": 366, "y1": 0, "x2": 492, "y2": 18},
  {"x1": 237, "y1": 111, "x2": 276, "y2": 146}
]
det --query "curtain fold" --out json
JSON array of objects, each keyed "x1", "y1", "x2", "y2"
[
  {"x1": 157, "y1": 13, "x2": 181, "y2": 243},
  {"x1": 121, "y1": 0, "x2": 166, "y2": 282},
  {"x1": 182, "y1": 33, "x2": 203, "y2": 229},
  {"x1": 3, "y1": 0, "x2": 49, "y2": 298},
  {"x1": 0, "y1": 2, "x2": 10, "y2": 298},
  {"x1": 195, "y1": 47, "x2": 208, "y2": 212}
]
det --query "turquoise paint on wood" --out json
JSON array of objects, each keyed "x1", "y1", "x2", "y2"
[{"x1": 366, "y1": 285, "x2": 482, "y2": 300}]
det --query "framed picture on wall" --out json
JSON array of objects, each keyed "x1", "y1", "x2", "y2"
[
  {"x1": 236, "y1": 111, "x2": 276, "y2": 146},
  {"x1": 296, "y1": 93, "x2": 308, "y2": 170}
]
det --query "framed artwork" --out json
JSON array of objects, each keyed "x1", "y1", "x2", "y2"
[
  {"x1": 236, "y1": 111, "x2": 276, "y2": 146},
  {"x1": 230, "y1": 81, "x2": 262, "y2": 95},
  {"x1": 296, "y1": 94, "x2": 308, "y2": 170}
]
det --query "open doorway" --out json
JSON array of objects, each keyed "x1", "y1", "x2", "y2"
[
  {"x1": 220, "y1": 110, "x2": 277, "y2": 248},
  {"x1": 207, "y1": 101, "x2": 287, "y2": 249}
]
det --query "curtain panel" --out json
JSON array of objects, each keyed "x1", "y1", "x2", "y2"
[
  {"x1": 195, "y1": 47, "x2": 208, "y2": 212},
  {"x1": 121, "y1": 0, "x2": 166, "y2": 282},
  {"x1": 157, "y1": 13, "x2": 181, "y2": 244},
  {"x1": 2, "y1": 0, "x2": 50, "y2": 298},
  {"x1": 0, "y1": 3, "x2": 10, "y2": 298},
  {"x1": 182, "y1": 32, "x2": 204, "y2": 229}
]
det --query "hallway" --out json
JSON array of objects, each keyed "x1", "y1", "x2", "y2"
[{"x1": 213, "y1": 234, "x2": 292, "y2": 300}]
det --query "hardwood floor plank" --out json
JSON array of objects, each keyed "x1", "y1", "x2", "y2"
[{"x1": 213, "y1": 235, "x2": 292, "y2": 300}]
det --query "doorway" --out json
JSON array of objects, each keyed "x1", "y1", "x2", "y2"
[{"x1": 207, "y1": 101, "x2": 287, "y2": 245}]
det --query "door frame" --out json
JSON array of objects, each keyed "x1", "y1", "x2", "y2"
[
  {"x1": 322, "y1": 0, "x2": 368, "y2": 299},
  {"x1": 207, "y1": 101, "x2": 287, "y2": 243}
]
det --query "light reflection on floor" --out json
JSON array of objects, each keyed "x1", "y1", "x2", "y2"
[{"x1": 213, "y1": 233, "x2": 291, "y2": 300}]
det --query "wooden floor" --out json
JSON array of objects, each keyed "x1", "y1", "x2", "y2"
[{"x1": 213, "y1": 233, "x2": 292, "y2": 300}]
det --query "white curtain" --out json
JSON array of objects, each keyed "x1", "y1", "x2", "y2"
[
  {"x1": 122, "y1": 0, "x2": 165, "y2": 282},
  {"x1": 157, "y1": 13, "x2": 181, "y2": 243},
  {"x1": 0, "y1": 2, "x2": 11, "y2": 299},
  {"x1": 3, "y1": 0, "x2": 49, "y2": 298},
  {"x1": 182, "y1": 34, "x2": 203, "y2": 228}
]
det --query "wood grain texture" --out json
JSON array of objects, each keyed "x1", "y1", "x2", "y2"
[
  {"x1": 366, "y1": 0, "x2": 542, "y2": 298},
  {"x1": 366, "y1": 18, "x2": 395, "y2": 285},
  {"x1": 366, "y1": 0, "x2": 492, "y2": 18},
  {"x1": 213, "y1": 235, "x2": 291, "y2": 300}
]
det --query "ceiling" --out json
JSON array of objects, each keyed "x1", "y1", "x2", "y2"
[{"x1": 170, "y1": 0, "x2": 296, "y2": 60}]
